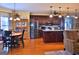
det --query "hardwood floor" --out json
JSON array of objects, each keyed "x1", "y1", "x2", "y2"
[{"x1": 8, "y1": 38, "x2": 64, "y2": 55}]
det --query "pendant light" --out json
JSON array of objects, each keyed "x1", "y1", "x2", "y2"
[
  {"x1": 58, "y1": 7, "x2": 62, "y2": 18},
  {"x1": 66, "y1": 7, "x2": 70, "y2": 18},
  {"x1": 49, "y1": 6, "x2": 53, "y2": 18},
  {"x1": 10, "y1": 3, "x2": 20, "y2": 21},
  {"x1": 74, "y1": 9, "x2": 78, "y2": 19}
]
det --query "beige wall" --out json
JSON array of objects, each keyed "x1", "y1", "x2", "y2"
[
  {"x1": 0, "y1": 8, "x2": 12, "y2": 13},
  {"x1": 0, "y1": 8, "x2": 30, "y2": 19},
  {"x1": 17, "y1": 11, "x2": 30, "y2": 19}
]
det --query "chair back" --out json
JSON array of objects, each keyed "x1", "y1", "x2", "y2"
[
  {"x1": 4, "y1": 31, "x2": 12, "y2": 37},
  {"x1": 21, "y1": 29, "x2": 25, "y2": 48},
  {"x1": 22, "y1": 29, "x2": 25, "y2": 40},
  {"x1": 3, "y1": 31, "x2": 12, "y2": 41}
]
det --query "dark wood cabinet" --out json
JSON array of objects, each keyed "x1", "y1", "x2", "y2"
[
  {"x1": 43, "y1": 31, "x2": 63, "y2": 43},
  {"x1": 38, "y1": 30, "x2": 43, "y2": 38},
  {"x1": 30, "y1": 15, "x2": 64, "y2": 25}
]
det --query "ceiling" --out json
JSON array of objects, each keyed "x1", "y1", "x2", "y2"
[{"x1": 0, "y1": 3, "x2": 79, "y2": 14}]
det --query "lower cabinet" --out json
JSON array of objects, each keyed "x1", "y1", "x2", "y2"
[{"x1": 43, "y1": 31, "x2": 63, "y2": 43}]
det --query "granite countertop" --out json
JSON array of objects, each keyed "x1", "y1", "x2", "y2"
[
  {"x1": 64, "y1": 29, "x2": 79, "y2": 31},
  {"x1": 42, "y1": 29, "x2": 64, "y2": 31},
  {"x1": 42, "y1": 29, "x2": 79, "y2": 31}
]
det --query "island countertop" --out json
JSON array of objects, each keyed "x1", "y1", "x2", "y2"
[
  {"x1": 42, "y1": 29, "x2": 79, "y2": 31},
  {"x1": 64, "y1": 29, "x2": 79, "y2": 31},
  {"x1": 42, "y1": 29, "x2": 64, "y2": 31}
]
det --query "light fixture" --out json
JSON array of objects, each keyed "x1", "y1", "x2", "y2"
[
  {"x1": 75, "y1": 16, "x2": 78, "y2": 19},
  {"x1": 49, "y1": 6, "x2": 53, "y2": 18},
  {"x1": 74, "y1": 9, "x2": 78, "y2": 19},
  {"x1": 49, "y1": 14, "x2": 53, "y2": 18},
  {"x1": 66, "y1": 15, "x2": 70, "y2": 18},
  {"x1": 58, "y1": 7, "x2": 62, "y2": 18},
  {"x1": 66, "y1": 7, "x2": 70, "y2": 18},
  {"x1": 59, "y1": 15, "x2": 62, "y2": 18},
  {"x1": 10, "y1": 3, "x2": 20, "y2": 21},
  {"x1": 10, "y1": 17, "x2": 13, "y2": 20}
]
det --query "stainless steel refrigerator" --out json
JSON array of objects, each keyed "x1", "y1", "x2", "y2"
[{"x1": 30, "y1": 21, "x2": 39, "y2": 39}]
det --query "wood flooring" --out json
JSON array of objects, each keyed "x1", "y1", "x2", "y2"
[{"x1": 8, "y1": 38, "x2": 64, "y2": 55}]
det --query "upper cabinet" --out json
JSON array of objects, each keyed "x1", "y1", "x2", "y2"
[{"x1": 30, "y1": 15, "x2": 64, "y2": 25}]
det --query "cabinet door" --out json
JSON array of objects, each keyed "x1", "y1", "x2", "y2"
[
  {"x1": 43, "y1": 31, "x2": 57, "y2": 43},
  {"x1": 56, "y1": 31, "x2": 63, "y2": 42},
  {"x1": 50, "y1": 31, "x2": 57, "y2": 42}
]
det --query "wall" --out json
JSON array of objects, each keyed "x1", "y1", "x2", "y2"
[
  {"x1": 0, "y1": 7, "x2": 12, "y2": 17},
  {"x1": 0, "y1": 7, "x2": 12, "y2": 13},
  {"x1": 17, "y1": 11, "x2": 30, "y2": 19}
]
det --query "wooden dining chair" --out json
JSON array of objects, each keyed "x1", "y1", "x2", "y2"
[
  {"x1": 11, "y1": 36, "x2": 19, "y2": 48},
  {"x1": 3, "y1": 31, "x2": 12, "y2": 48},
  {"x1": 19, "y1": 29, "x2": 25, "y2": 48}
]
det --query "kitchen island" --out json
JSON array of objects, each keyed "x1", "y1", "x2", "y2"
[{"x1": 43, "y1": 30, "x2": 64, "y2": 43}]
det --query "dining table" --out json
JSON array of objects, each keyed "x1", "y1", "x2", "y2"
[
  {"x1": 11, "y1": 32, "x2": 22, "y2": 37},
  {"x1": 11, "y1": 32, "x2": 22, "y2": 48}
]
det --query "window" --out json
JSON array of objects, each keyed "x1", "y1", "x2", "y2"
[
  {"x1": 64, "y1": 17, "x2": 73, "y2": 30},
  {"x1": 1, "y1": 16, "x2": 9, "y2": 30}
]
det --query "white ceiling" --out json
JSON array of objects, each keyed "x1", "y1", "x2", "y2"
[{"x1": 0, "y1": 3, "x2": 79, "y2": 14}]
